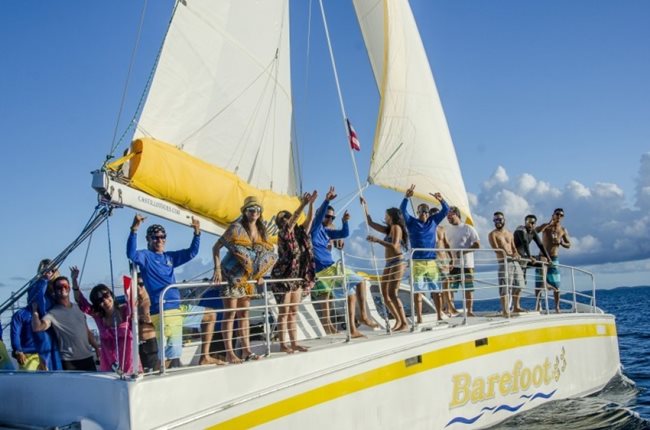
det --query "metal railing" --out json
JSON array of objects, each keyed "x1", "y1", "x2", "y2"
[
  {"x1": 156, "y1": 273, "x2": 350, "y2": 373},
  {"x1": 1, "y1": 249, "x2": 598, "y2": 375}
]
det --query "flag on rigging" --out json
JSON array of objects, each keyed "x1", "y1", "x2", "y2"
[{"x1": 346, "y1": 118, "x2": 361, "y2": 151}]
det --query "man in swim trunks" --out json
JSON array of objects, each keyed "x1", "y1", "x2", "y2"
[
  {"x1": 311, "y1": 187, "x2": 378, "y2": 338},
  {"x1": 535, "y1": 208, "x2": 571, "y2": 313},
  {"x1": 400, "y1": 184, "x2": 449, "y2": 321},
  {"x1": 488, "y1": 212, "x2": 525, "y2": 317},
  {"x1": 446, "y1": 206, "x2": 480, "y2": 317},
  {"x1": 513, "y1": 215, "x2": 552, "y2": 312}
]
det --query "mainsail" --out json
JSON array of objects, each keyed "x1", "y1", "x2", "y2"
[
  {"x1": 115, "y1": 0, "x2": 300, "y2": 231},
  {"x1": 353, "y1": 0, "x2": 473, "y2": 222}
]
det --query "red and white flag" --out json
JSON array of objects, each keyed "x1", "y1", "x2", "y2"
[{"x1": 346, "y1": 118, "x2": 361, "y2": 151}]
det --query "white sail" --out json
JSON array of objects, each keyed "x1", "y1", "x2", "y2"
[
  {"x1": 134, "y1": 0, "x2": 298, "y2": 196},
  {"x1": 353, "y1": 0, "x2": 472, "y2": 221}
]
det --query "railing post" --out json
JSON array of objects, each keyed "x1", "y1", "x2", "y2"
[
  {"x1": 409, "y1": 250, "x2": 416, "y2": 331},
  {"x1": 341, "y1": 252, "x2": 351, "y2": 342},
  {"x1": 263, "y1": 279, "x2": 272, "y2": 357},
  {"x1": 460, "y1": 250, "x2": 467, "y2": 325},
  {"x1": 571, "y1": 268, "x2": 577, "y2": 313},
  {"x1": 129, "y1": 265, "x2": 140, "y2": 378},
  {"x1": 158, "y1": 288, "x2": 167, "y2": 374},
  {"x1": 543, "y1": 263, "x2": 550, "y2": 314},
  {"x1": 591, "y1": 275, "x2": 597, "y2": 312}
]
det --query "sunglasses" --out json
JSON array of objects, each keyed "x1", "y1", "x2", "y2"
[
  {"x1": 526, "y1": 219, "x2": 537, "y2": 224},
  {"x1": 493, "y1": 217, "x2": 505, "y2": 222},
  {"x1": 150, "y1": 235, "x2": 166, "y2": 241},
  {"x1": 418, "y1": 210, "x2": 429, "y2": 215},
  {"x1": 324, "y1": 214, "x2": 336, "y2": 220},
  {"x1": 53, "y1": 283, "x2": 69, "y2": 291},
  {"x1": 554, "y1": 212, "x2": 564, "y2": 217},
  {"x1": 137, "y1": 281, "x2": 144, "y2": 287},
  {"x1": 245, "y1": 206, "x2": 261, "y2": 214},
  {"x1": 92, "y1": 291, "x2": 112, "y2": 304}
]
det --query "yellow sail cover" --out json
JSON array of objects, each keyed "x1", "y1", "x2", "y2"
[{"x1": 128, "y1": 138, "x2": 301, "y2": 233}]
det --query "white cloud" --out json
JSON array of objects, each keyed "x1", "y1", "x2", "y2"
[
  {"x1": 566, "y1": 180, "x2": 591, "y2": 198},
  {"x1": 517, "y1": 173, "x2": 537, "y2": 194},
  {"x1": 483, "y1": 166, "x2": 509, "y2": 189},
  {"x1": 470, "y1": 154, "x2": 650, "y2": 267}
]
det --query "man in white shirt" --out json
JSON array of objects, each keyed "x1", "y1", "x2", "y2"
[{"x1": 446, "y1": 206, "x2": 480, "y2": 316}]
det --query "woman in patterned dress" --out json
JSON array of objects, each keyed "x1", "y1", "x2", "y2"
[
  {"x1": 271, "y1": 191, "x2": 317, "y2": 353},
  {"x1": 212, "y1": 196, "x2": 277, "y2": 364}
]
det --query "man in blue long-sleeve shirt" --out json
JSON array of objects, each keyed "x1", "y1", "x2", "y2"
[
  {"x1": 311, "y1": 187, "x2": 378, "y2": 338},
  {"x1": 10, "y1": 307, "x2": 44, "y2": 370},
  {"x1": 400, "y1": 184, "x2": 449, "y2": 321},
  {"x1": 127, "y1": 214, "x2": 201, "y2": 368}
]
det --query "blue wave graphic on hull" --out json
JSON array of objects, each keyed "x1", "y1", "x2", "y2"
[
  {"x1": 445, "y1": 389, "x2": 558, "y2": 427},
  {"x1": 445, "y1": 413, "x2": 486, "y2": 426}
]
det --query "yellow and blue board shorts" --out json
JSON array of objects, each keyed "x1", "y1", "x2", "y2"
[
  {"x1": 151, "y1": 308, "x2": 184, "y2": 360},
  {"x1": 412, "y1": 259, "x2": 440, "y2": 292}
]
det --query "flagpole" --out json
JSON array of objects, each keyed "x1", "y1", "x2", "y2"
[{"x1": 318, "y1": 0, "x2": 390, "y2": 333}]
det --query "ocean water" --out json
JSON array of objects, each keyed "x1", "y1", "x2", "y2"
[{"x1": 490, "y1": 286, "x2": 650, "y2": 429}]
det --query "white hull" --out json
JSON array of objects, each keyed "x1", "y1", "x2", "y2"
[{"x1": 0, "y1": 312, "x2": 619, "y2": 429}]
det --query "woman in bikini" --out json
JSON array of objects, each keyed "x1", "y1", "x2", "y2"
[{"x1": 361, "y1": 197, "x2": 410, "y2": 331}]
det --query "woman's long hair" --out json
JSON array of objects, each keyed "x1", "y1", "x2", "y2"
[
  {"x1": 386, "y1": 207, "x2": 409, "y2": 250},
  {"x1": 89, "y1": 284, "x2": 118, "y2": 318},
  {"x1": 240, "y1": 209, "x2": 269, "y2": 243}
]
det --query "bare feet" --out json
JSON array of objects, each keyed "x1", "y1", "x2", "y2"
[
  {"x1": 512, "y1": 307, "x2": 526, "y2": 313},
  {"x1": 360, "y1": 318, "x2": 379, "y2": 329},
  {"x1": 225, "y1": 353, "x2": 243, "y2": 364},
  {"x1": 555, "y1": 307, "x2": 560, "y2": 314},
  {"x1": 292, "y1": 344, "x2": 309, "y2": 352},
  {"x1": 501, "y1": 311, "x2": 510, "y2": 318},
  {"x1": 280, "y1": 344, "x2": 295, "y2": 354},
  {"x1": 350, "y1": 331, "x2": 366, "y2": 339},
  {"x1": 324, "y1": 324, "x2": 339, "y2": 335},
  {"x1": 392, "y1": 323, "x2": 408, "y2": 332},
  {"x1": 199, "y1": 355, "x2": 227, "y2": 366},
  {"x1": 466, "y1": 312, "x2": 476, "y2": 317}
]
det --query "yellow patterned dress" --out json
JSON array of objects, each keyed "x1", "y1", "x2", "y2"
[{"x1": 220, "y1": 222, "x2": 277, "y2": 298}]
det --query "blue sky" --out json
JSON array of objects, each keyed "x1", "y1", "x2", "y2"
[{"x1": 1, "y1": 0, "x2": 648, "y2": 297}]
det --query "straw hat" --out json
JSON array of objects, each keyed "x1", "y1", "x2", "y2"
[{"x1": 241, "y1": 196, "x2": 263, "y2": 212}]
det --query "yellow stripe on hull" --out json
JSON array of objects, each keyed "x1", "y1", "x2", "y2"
[
  {"x1": 128, "y1": 138, "x2": 301, "y2": 237},
  {"x1": 207, "y1": 322, "x2": 616, "y2": 430}
]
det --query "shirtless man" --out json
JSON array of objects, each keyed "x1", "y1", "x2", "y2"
[
  {"x1": 488, "y1": 212, "x2": 524, "y2": 317},
  {"x1": 535, "y1": 208, "x2": 571, "y2": 313}
]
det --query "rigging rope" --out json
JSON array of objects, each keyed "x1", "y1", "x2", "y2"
[
  {"x1": 107, "y1": 0, "x2": 149, "y2": 158},
  {"x1": 317, "y1": 0, "x2": 390, "y2": 332},
  {"x1": 0, "y1": 205, "x2": 112, "y2": 317},
  {"x1": 107, "y1": 0, "x2": 182, "y2": 160}
]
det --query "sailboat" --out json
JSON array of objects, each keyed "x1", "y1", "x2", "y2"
[{"x1": 0, "y1": 1, "x2": 620, "y2": 429}]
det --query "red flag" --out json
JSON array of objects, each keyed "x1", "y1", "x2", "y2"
[
  {"x1": 123, "y1": 275, "x2": 132, "y2": 302},
  {"x1": 347, "y1": 118, "x2": 361, "y2": 151}
]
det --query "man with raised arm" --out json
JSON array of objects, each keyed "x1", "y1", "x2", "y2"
[
  {"x1": 31, "y1": 276, "x2": 97, "y2": 371},
  {"x1": 400, "y1": 184, "x2": 449, "y2": 321},
  {"x1": 514, "y1": 214, "x2": 552, "y2": 312},
  {"x1": 127, "y1": 214, "x2": 201, "y2": 368},
  {"x1": 311, "y1": 186, "x2": 377, "y2": 338}
]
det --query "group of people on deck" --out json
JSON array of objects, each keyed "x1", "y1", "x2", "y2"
[{"x1": 3, "y1": 185, "x2": 571, "y2": 373}]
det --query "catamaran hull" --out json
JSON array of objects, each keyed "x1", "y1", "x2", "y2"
[{"x1": 0, "y1": 313, "x2": 619, "y2": 429}]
